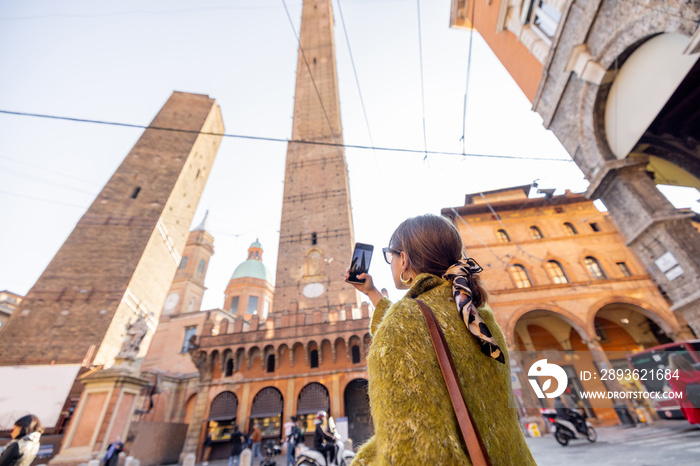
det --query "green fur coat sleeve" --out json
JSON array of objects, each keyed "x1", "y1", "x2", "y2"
[{"x1": 352, "y1": 274, "x2": 536, "y2": 466}]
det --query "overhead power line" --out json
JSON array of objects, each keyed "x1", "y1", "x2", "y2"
[
  {"x1": 0, "y1": 109, "x2": 574, "y2": 163},
  {"x1": 416, "y1": 0, "x2": 428, "y2": 160}
]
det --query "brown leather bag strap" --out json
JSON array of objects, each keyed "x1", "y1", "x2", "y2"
[{"x1": 414, "y1": 299, "x2": 492, "y2": 466}]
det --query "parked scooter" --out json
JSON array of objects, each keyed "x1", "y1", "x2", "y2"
[
  {"x1": 295, "y1": 416, "x2": 355, "y2": 466},
  {"x1": 541, "y1": 408, "x2": 597, "y2": 446}
]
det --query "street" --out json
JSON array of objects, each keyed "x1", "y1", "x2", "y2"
[
  {"x1": 184, "y1": 420, "x2": 700, "y2": 466},
  {"x1": 526, "y1": 419, "x2": 700, "y2": 466}
]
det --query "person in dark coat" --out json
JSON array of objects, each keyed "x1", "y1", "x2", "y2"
[
  {"x1": 313, "y1": 411, "x2": 336, "y2": 464},
  {"x1": 102, "y1": 437, "x2": 124, "y2": 466},
  {"x1": 0, "y1": 414, "x2": 44, "y2": 466},
  {"x1": 226, "y1": 425, "x2": 248, "y2": 466}
]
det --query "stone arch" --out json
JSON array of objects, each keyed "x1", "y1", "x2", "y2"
[
  {"x1": 588, "y1": 297, "x2": 682, "y2": 343},
  {"x1": 221, "y1": 348, "x2": 232, "y2": 372},
  {"x1": 249, "y1": 387, "x2": 284, "y2": 428},
  {"x1": 183, "y1": 393, "x2": 197, "y2": 424},
  {"x1": 234, "y1": 348, "x2": 246, "y2": 372},
  {"x1": 277, "y1": 343, "x2": 290, "y2": 369},
  {"x1": 307, "y1": 340, "x2": 319, "y2": 367},
  {"x1": 334, "y1": 337, "x2": 346, "y2": 363},
  {"x1": 291, "y1": 342, "x2": 305, "y2": 368},
  {"x1": 348, "y1": 335, "x2": 361, "y2": 362},
  {"x1": 208, "y1": 390, "x2": 238, "y2": 423},
  {"x1": 343, "y1": 379, "x2": 372, "y2": 447},
  {"x1": 263, "y1": 344, "x2": 276, "y2": 371},
  {"x1": 247, "y1": 346, "x2": 261, "y2": 370},
  {"x1": 320, "y1": 339, "x2": 333, "y2": 366},
  {"x1": 579, "y1": 17, "x2": 699, "y2": 173},
  {"x1": 508, "y1": 305, "x2": 591, "y2": 349},
  {"x1": 210, "y1": 350, "x2": 221, "y2": 379},
  {"x1": 296, "y1": 382, "x2": 330, "y2": 417}
]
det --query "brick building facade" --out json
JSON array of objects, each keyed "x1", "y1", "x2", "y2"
[{"x1": 443, "y1": 186, "x2": 696, "y2": 425}]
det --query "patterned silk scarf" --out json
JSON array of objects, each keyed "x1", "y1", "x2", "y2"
[{"x1": 443, "y1": 259, "x2": 505, "y2": 364}]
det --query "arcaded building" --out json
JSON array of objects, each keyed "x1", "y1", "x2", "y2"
[
  {"x1": 443, "y1": 186, "x2": 695, "y2": 425},
  {"x1": 449, "y1": 0, "x2": 700, "y2": 336}
]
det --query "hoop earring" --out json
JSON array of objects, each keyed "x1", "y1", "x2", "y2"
[{"x1": 400, "y1": 271, "x2": 413, "y2": 286}]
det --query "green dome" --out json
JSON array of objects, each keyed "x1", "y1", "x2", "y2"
[{"x1": 231, "y1": 259, "x2": 273, "y2": 282}]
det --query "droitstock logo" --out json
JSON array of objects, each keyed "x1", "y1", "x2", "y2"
[{"x1": 528, "y1": 359, "x2": 568, "y2": 399}]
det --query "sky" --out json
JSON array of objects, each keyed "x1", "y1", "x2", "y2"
[{"x1": 1, "y1": 0, "x2": 698, "y2": 310}]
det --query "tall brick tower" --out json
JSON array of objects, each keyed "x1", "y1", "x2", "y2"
[
  {"x1": 273, "y1": 0, "x2": 359, "y2": 315},
  {"x1": 0, "y1": 92, "x2": 224, "y2": 369}
]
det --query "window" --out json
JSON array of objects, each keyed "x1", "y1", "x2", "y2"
[
  {"x1": 508, "y1": 264, "x2": 532, "y2": 288},
  {"x1": 181, "y1": 326, "x2": 197, "y2": 353},
  {"x1": 188, "y1": 298, "x2": 196, "y2": 312},
  {"x1": 225, "y1": 359, "x2": 234, "y2": 377},
  {"x1": 584, "y1": 257, "x2": 607, "y2": 280},
  {"x1": 530, "y1": 226, "x2": 544, "y2": 239},
  {"x1": 197, "y1": 259, "x2": 206, "y2": 276},
  {"x1": 617, "y1": 262, "x2": 632, "y2": 277},
  {"x1": 590, "y1": 222, "x2": 600, "y2": 232},
  {"x1": 351, "y1": 345, "x2": 361, "y2": 364},
  {"x1": 521, "y1": 0, "x2": 561, "y2": 40},
  {"x1": 178, "y1": 256, "x2": 188, "y2": 269},
  {"x1": 267, "y1": 355, "x2": 275, "y2": 373},
  {"x1": 311, "y1": 232, "x2": 317, "y2": 245},
  {"x1": 545, "y1": 261, "x2": 568, "y2": 284},
  {"x1": 230, "y1": 296, "x2": 239, "y2": 313},
  {"x1": 310, "y1": 349, "x2": 319, "y2": 368},
  {"x1": 131, "y1": 187, "x2": 141, "y2": 199},
  {"x1": 496, "y1": 229, "x2": 511, "y2": 243},
  {"x1": 563, "y1": 223, "x2": 577, "y2": 235},
  {"x1": 247, "y1": 296, "x2": 259, "y2": 315}
]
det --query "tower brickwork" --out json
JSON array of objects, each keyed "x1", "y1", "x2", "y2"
[
  {"x1": 0, "y1": 91, "x2": 224, "y2": 368},
  {"x1": 273, "y1": 0, "x2": 359, "y2": 315}
]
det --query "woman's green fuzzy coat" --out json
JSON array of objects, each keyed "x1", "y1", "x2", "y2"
[{"x1": 352, "y1": 274, "x2": 536, "y2": 465}]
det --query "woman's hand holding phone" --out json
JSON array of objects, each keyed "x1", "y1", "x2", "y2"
[{"x1": 344, "y1": 270, "x2": 384, "y2": 306}]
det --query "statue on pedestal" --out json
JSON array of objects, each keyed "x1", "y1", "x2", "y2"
[{"x1": 116, "y1": 315, "x2": 149, "y2": 359}]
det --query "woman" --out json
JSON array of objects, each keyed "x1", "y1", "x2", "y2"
[
  {"x1": 346, "y1": 214, "x2": 535, "y2": 465},
  {"x1": 667, "y1": 353, "x2": 700, "y2": 425},
  {"x1": 0, "y1": 415, "x2": 43, "y2": 466}
]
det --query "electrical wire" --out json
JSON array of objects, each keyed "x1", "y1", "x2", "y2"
[
  {"x1": 415, "y1": 0, "x2": 428, "y2": 160},
  {"x1": 460, "y1": 0, "x2": 476, "y2": 155},
  {"x1": 335, "y1": 0, "x2": 375, "y2": 150},
  {"x1": 0, "y1": 109, "x2": 575, "y2": 163},
  {"x1": 280, "y1": 0, "x2": 344, "y2": 157},
  {"x1": 0, "y1": 155, "x2": 103, "y2": 187}
]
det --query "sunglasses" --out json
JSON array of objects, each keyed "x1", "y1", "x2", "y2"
[{"x1": 382, "y1": 247, "x2": 401, "y2": 264}]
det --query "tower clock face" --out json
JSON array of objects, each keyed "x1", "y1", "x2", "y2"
[
  {"x1": 303, "y1": 282, "x2": 325, "y2": 298},
  {"x1": 164, "y1": 292, "x2": 180, "y2": 312}
]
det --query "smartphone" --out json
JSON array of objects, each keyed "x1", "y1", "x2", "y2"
[{"x1": 348, "y1": 243, "x2": 374, "y2": 283}]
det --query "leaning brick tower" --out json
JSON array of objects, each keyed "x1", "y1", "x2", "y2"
[
  {"x1": 0, "y1": 92, "x2": 224, "y2": 370},
  {"x1": 273, "y1": 0, "x2": 360, "y2": 316}
]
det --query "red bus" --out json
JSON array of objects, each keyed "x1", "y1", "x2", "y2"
[{"x1": 627, "y1": 339, "x2": 700, "y2": 419}]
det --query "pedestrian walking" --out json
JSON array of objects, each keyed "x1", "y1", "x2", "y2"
[
  {"x1": 283, "y1": 416, "x2": 300, "y2": 466},
  {"x1": 226, "y1": 425, "x2": 248, "y2": 466},
  {"x1": 250, "y1": 424, "x2": 263, "y2": 463},
  {"x1": 345, "y1": 214, "x2": 536, "y2": 465},
  {"x1": 0, "y1": 414, "x2": 44, "y2": 466}
]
